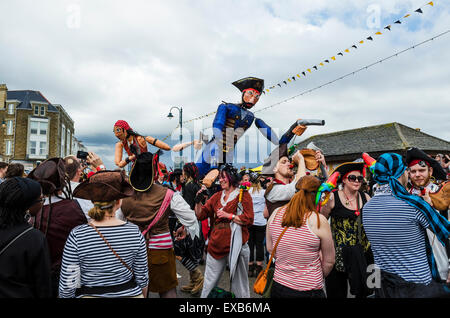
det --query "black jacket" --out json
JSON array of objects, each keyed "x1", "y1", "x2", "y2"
[
  {"x1": 0, "y1": 223, "x2": 52, "y2": 298},
  {"x1": 182, "y1": 181, "x2": 201, "y2": 210}
]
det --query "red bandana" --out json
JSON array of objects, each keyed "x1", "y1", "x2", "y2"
[
  {"x1": 114, "y1": 120, "x2": 131, "y2": 131},
  {"x1": 408, "y1": 159, "x2": 431, "y2": 168}
]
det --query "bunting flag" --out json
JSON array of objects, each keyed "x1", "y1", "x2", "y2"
[
  {"x1": 262, "y1": 0, "x2": 436, "y2": 94},
  {"x1": 160, "y1": 2, "x2": 440, "y2": 142}
]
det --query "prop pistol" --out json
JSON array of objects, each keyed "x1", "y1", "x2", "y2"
[{"x1": 297, "y1": 119, "x2": 325, "y2": 126}]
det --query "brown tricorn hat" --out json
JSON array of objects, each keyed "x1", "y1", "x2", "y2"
[
  {"x1": 73, "y1": 170, "x2": 134, "y2": 202},
  {"x1": 27, "y1": 157, "x2": 67, "y2": 196},
  {"x1": 300, "y1": 148, "x2": 320, "y2": 171}
]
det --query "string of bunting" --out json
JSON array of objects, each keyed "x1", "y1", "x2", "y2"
[
  {"x1": 262, "y1": 1, "x2": 435, "y2": 94},
  {"x1": 161, "y1": 2, "x2": 438, "y2": 142},
  {"x1": 161, "y1": 29, "x2": 449, "y2": 142},
  {"x1": 255, "y1": 29, "x2": 450, "y2": 114}
]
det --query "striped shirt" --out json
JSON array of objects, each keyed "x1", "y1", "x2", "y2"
[
  {"x1": 148, "y1": 232, "x2": 173, "y2": 249},
  {"x1": 362, "y1": 184, "x2": 432, "y2": 284},
  {"x1": 59, "y1": 222, "x2": 149, "y2": 298},
  {"x1": 269, "y1": 206, "x2": 323, "y2": 291}
]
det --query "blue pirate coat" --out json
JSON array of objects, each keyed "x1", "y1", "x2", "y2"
[{"x1": 196, "y1": 103, "x2": 295, "y2": 177}]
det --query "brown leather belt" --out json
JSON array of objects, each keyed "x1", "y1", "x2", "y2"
[{"x1": 213, "y1": 222, "x2": 230, "y2": 230}]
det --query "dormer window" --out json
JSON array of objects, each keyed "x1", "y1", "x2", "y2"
[
  {"x1": 34, "y1": 105, "x2": 39, "y2": 115},
  {"x1": 40, "y1": 105, "x2": 45, "y2": 116}
]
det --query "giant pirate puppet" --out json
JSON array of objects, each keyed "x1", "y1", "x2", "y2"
[
  {"x1": 113, "y1": 120, "x2": 171, "y2": 191},
  {"x1": 192, "y1": 77, "x2": 307, "y2": 178}
]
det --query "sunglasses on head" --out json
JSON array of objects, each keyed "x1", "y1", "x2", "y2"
[
  {"x1": 416, "y1": 160, "x2": 428, "y2": 168},
  {"x1": 347, "y1": 175, "x2": 364, "y2": 183}
]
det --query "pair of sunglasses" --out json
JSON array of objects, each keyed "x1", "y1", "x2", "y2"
[{"x1": 347, "y1": 175, "x2": 364, "y2": 183}]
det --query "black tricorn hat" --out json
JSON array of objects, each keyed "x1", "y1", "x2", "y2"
[
  {"x1": 232, "y1": 77, "x2": 265, "y2": 93},
  {"x1": 129, "y1": 151, "x2": 160, "y2": 192},
  {"x1": 330, "y1": 162, "x2": 365, "y2": 183},
  {"x1": 73, "y1": 170, "x2": 134, "y2": 202},
  {"x1": 406, "y1": 147, "x2": 447, "y2": 180}
]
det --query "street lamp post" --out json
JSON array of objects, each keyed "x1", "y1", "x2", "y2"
[{"x1": 167, "y1": 106, "x2": 183, "y2": 156}]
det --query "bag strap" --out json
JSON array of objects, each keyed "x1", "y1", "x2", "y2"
[
  {"x1": 356, "y1": 192, "x2": 362, "y2": 243},
  {"x1": 261, "y1": 226, "x2": 288, "y2": 278},
  {"x1": 142, "y1": 189, "x2": 174, "y2": 237},
  {"x1": 0, "y1": 227, "x2": 33, "y2": 256},
  {"x1": 88, "y1": 223, "x2": 133, "y2": 275}
]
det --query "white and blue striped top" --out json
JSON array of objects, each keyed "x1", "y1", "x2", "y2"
[
  {"x1": 362, "y1": 185, "x2": 432, "y2": 285},
  {"x1": 59, "y1": 222, "x2": 149, "y2": 298}
]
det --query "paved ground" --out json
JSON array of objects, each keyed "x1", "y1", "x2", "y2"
[
  {"x1": 148, "y1": 260, "x2": 261, "y2": 298},
  {"x1": 148, "y1": 257, "x2": 358, "y2": 299}
]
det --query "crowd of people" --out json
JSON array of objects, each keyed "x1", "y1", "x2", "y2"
[{"x1": 0, "y1": 143, "x2": 449, "y2": 299}]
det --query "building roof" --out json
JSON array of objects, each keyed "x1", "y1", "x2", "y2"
[
  {"x1": 295, "y1": 122, "x2": 450, "y2": 161},
  {"x1": 6, "y1": 90, "x2": 58, "y2": 112}
]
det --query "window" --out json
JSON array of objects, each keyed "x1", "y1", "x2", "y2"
[
  {"x1": 39, "y1": 122, "x2": 48, "y2": 135},
  {"x1": 30, "y1": 141, "x2": 37, "y2": 155},
  {"x1": 34, "y1": 105, "x2": 39, "y2": 116},
  {"x1": 28, "y1": 118, "x2": 48, "y2": 158},
  {"x1": 5, "y1": 140, "x2": 12, "y2": 155},
  {"x1": 67, "y1": 129, "x2": 71, "y2": 155},
  {"x1": 30, "y1": 121, "x2": 39, "y2": 135},
  {"x1": 40, "y1": 106, "x2": 45, "y2": 116},
  {"x1": 6, "y1": 120, "x2": 13, "y2": 135},
  {"x1": 61, "y1": 124, "x2": 66, "y2": 157},
  {"x1": 39, "y1": 142, "x2": 47, "y2": 156},
  {"x1": 7, "y1": 104, "x2": 14, "y2": 115}
]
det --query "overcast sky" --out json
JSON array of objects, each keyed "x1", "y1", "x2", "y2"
[{"x1": 1, "y1": 0, "x2": 449, "y2": 169}]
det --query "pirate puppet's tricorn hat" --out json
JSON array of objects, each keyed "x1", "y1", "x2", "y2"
[{"x1": 232, "y1": 77, "x2": 265, "y2": 93}]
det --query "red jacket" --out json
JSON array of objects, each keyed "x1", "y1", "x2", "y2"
[{"x1": 197, "y1": 190, "x2": 254, "y2": 260}]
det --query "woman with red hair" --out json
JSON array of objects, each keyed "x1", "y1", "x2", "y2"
[{"x1": 266, "y1": 175, "x2": 335, "y2": 298}]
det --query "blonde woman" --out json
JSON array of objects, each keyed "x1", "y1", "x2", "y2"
[{"x1": 241, "y1": 171, "x2": 267, "y2": 277}]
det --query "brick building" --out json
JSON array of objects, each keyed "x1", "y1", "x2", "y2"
[{"x1": 0, "y1": 84, "x2": 83, "y2": 171}]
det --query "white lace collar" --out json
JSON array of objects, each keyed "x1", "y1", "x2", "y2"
[{"x1": 220, "y1": 188, "x2": 240, "y2": 207}]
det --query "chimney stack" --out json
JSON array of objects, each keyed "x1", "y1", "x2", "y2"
[{"x1": 0, "y1": 84, "x2": 7, "y2": 109}]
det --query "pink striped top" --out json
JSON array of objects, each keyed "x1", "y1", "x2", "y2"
[
  {"x1": 269, "y1": 206, "x2": 324, "y2": 291},
  {"x1": 148, "y1": 232, "x2": 173, "y2": 250}
]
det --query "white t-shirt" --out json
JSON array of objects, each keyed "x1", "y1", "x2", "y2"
[
  {"x1": 250, "y1": 188, "x2": 267, "y2": 227},
  {"x1": 70, "y1": 181, "x2": 94, "y2": 221}
]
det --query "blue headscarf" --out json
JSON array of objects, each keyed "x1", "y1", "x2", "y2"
[{"x1": 373, "y1": 153, "x2": 450, "y2": 281}]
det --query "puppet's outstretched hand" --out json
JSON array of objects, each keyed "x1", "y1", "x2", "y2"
[{"x1": 292, "y1": 119, "x2": 307, "y2": 136}]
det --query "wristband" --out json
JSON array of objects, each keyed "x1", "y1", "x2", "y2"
[
  {"x1": 96, "y1": 165, "x2": 106, "y2": 172},
  {"x1": 125, "y1": 157, "x2": 131, "y2": 164}
]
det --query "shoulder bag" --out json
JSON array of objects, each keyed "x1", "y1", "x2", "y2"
[{"x1": 253, "y1": 226, "x2": 288, "y2": 297}]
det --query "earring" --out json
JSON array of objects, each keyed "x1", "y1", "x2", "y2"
[{"x1": 24, "y1": 210, "x2": 31, "y2": 222}]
